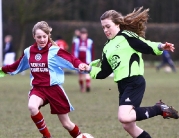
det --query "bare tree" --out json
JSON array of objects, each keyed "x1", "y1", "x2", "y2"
[{"x1": 3, "y1": 0, "x2": 63, "y2": 58}]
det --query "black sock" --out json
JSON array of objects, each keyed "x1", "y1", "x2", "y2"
[
  {"x1": 137, "y1": 131, "x2": 151, "y2": 138},
  {"x1": 134, "y1": 106, "x2": 162, "y2": 121}
]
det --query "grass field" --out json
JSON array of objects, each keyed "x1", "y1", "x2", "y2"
[{"x1": 0, "y1": 68, "x2": 179, "y2": 138}]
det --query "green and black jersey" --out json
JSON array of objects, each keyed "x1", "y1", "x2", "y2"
[{"x1": 90, "y1": 30, "x2": 163, "y2": 82}]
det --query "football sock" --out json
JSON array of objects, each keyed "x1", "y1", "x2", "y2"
[
  {"x1": 137, "y1": 131, "x2": 151, "y2": 138},
  {"x1": 79, "y1": 80, "x2": 84, "y2": 90},
  {"x1": 134, "y1": 106, "x2": 162, "y2": 121},
  {"x1": 31, "y1": 111, "x2": 51, "y2": 137},
  {"x1": 68, "y1": 125, "x2": 81, "y2": 138},
  {"x1": 86, "y1": 79, "x2": 91, "y2": 88}
]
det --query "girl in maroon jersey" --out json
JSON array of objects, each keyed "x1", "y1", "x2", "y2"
[
  {"x1": 0, "y1": 21, "x2": 89, "y2": 138},
  {"x1": 71, "y1": 28, "x2": 95, "y2": 92}
]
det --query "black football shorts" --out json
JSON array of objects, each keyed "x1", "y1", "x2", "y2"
[{"x1": 117, "y1": 75, "x2": 146, "y2": 107}]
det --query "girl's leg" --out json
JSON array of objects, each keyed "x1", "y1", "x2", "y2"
[
  {"x1": 122, "y1": 122, "x2": 151, "y2": 138},
  {"x1": 118, "y1": 103, "x2": 178, "y2": 137},
  {"x1": 57, "y1": 113, "x2": 81, "y2": 138},
  {"x1": 28, "y1": 95, "x2": 43, "y2": 116},
  {"x1": 28, "y1": 95, "x2": 51, "y2": 137},
  {"x1": 85, "y1": 74, "x2": 91, "y2": 92},
  {"x1": 79, "y1": 74, "x2": 85, "y2": 92},
  {"x1": 156, "y1": 61, "x2": 165, "y2": 70},
  {"x1": 168, "y1": 59, "x2": 176, "y2": 72},
  {"x1": 118, "y1": 105, "x2": 149, "y2": 138}
]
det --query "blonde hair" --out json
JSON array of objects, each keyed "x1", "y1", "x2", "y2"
[
  {"x1": 100, "y1": 7, "x2": 149, "y2": 38},
  {"x1": 32, "y1": 21, "x2": 57, "y2": 45}
]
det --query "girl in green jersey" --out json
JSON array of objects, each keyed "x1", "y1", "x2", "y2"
[{"x1": 85, "y1": 7, "x2": 178, "y2": 138}]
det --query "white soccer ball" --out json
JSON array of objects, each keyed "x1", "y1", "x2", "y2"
[
  {"x1": 164, "y1": 66, "x2": 172, "y2": 73},
  {"x1": 77, "y1": 133, "x2": 94, "y2": 138}
]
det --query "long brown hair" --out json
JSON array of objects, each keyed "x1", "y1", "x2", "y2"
[
  {"x1": 100, "y1": 7, "x2": 149, "y2": 38},
  {"x1": 32, "y1": 21, "x2": 57, "y2": 45}
]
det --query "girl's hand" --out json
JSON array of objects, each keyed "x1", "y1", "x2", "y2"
[
  {"x1": 78, "y1": 63, "x2": 91, "y2": 71},
  {"x1": 161, "y1": 42, "x2": 175, "y2": 52},
  {"x1": 89, "y1": 59, "x2": 101, "y2": 67}
]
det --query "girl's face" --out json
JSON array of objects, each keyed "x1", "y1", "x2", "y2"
[
  {"x1": 80, "y1": 33, "x2": 88, "y2": 40},
  {"x1": 33, "y1": 29, "x2": 49, "y2": 48},
  {"x1": 101, "y1": 18, "x2": 120, "y2": 39}
]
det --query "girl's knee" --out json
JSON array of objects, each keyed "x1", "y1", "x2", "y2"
[
  {"x1": 118, "y1": 105, "x2": 135, "y2": 123},
  {"x1": 28, "y1": 104, "x2": 39, "y2": 115},
  {"x1": 121, "y1": 123, "x2": 135, "y2": 131},
  {"x1": 118, "y1": 115, "x2": 130, "y2": 123}
]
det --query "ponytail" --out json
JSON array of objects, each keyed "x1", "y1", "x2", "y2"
[{"x1": 121, "y1": 7, "x2": 149, "y2": 37}]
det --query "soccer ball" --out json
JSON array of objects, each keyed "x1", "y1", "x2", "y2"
[
  {"x1": 164, "y1": 66, "x2": 172, "y2": 73},
  {"x1": 77, "y1": 133, "x2": 94, "y2": 138}
]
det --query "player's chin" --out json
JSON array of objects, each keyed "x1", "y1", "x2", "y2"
[
  {"x1": 107, "y1": 35, "x2": 113, "y2": 40},
  {"x1": 39, "y1": 44, "x2": 46, "y2": 48}
]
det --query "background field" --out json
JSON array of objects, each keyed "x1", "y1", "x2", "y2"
[{"x1": 0, "y1": 68, "x2": 179, "y2": 138}]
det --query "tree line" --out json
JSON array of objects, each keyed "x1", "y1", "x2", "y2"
[
  {"x1": 2, "y1": 0, "x2": 179, "y2": 59},
  {"x1": 3, "y1": 0, "x2": 179, "y2": 23}
]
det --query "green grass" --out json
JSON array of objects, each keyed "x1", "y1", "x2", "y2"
[{"x1": 0, "y1": 68, "x2": 179, "y2": 138}]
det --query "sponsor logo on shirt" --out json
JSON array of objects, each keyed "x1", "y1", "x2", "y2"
[
  {"x1": 109, "y1": 55, "x2": 121, "y2": 70},
  {"x1": 30, "y1": 63, "x2": 49, "y2": 72}
]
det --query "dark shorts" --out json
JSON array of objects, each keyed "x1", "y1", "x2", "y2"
[
  {"x1": 117, "y1": 75, "x2": 146, "y2": 107},
  {"x1": 29, "y1": 85, "x2": 74, "y2": 114}
]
